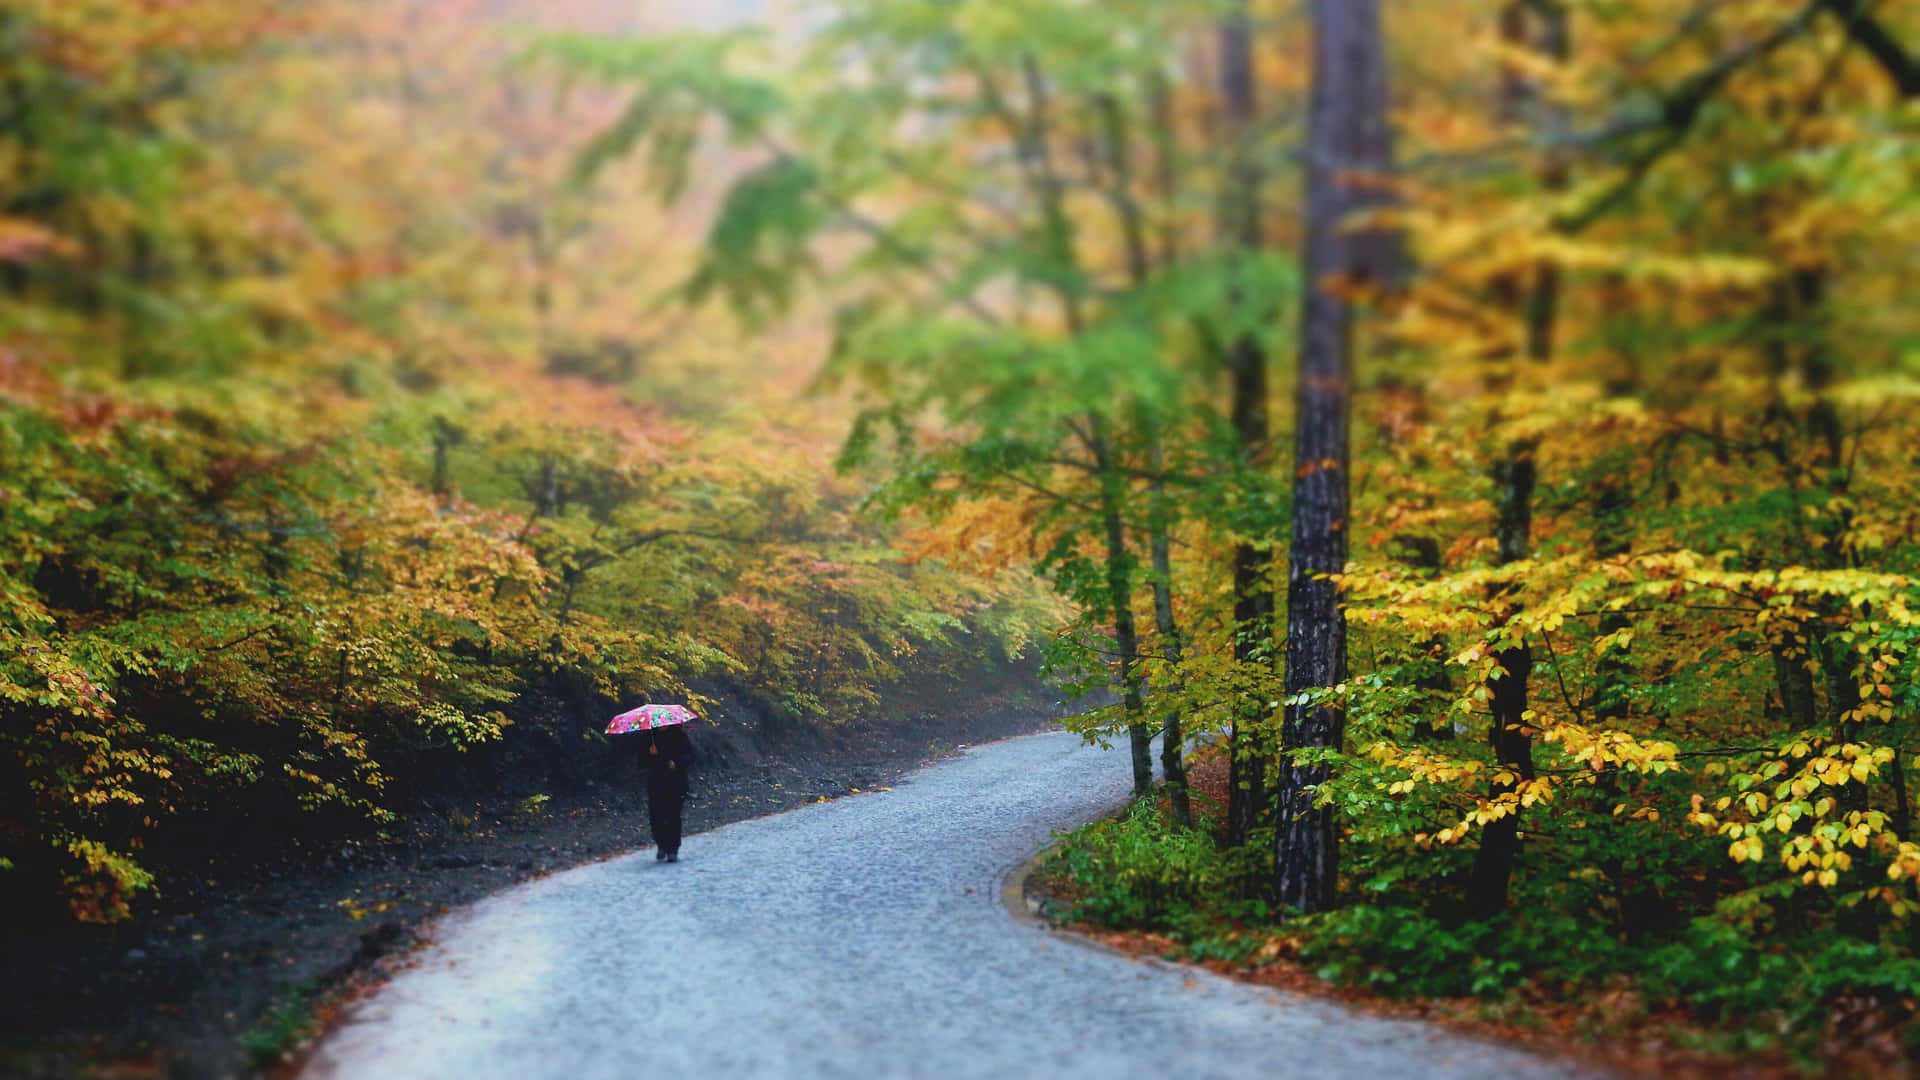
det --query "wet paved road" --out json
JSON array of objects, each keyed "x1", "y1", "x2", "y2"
[{"x1": 303, "y1": 731, "x2": 1593, "y2": 1080}]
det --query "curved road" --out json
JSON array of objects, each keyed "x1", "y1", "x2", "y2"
[{"x1": 303, "y1": 732, "x2": 1590, "y2": 1079}]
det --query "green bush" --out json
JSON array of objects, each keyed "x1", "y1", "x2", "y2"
[
  {"x1": 1641, "y1": 918, "x2": 1920, "y2": 1023},
  {"x1": 1293, "y1": 905, "x2": 1512, "y2": 997},
  {"x1": 1289, "y1": 901, "x2": 1920, "y2": 1062},
  {"x1": 1046, "y1": 801, "x2": 1267, "y2": 937}
]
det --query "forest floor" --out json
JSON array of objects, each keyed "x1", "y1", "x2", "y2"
[{"x1": 0, "y1": 682, "x2": 1066, "y2": 1080}]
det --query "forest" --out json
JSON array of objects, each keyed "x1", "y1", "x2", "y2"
[
  {"x1": 0, "y1": 0, "x2": 1060, "y2": 928},
  {"x1": 3, "y1": 0, "x2": 1918, "y2": 1071}
]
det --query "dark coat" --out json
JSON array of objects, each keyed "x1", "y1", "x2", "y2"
[
  {"x1": 637, "y1": 725, "x2": 695, "y2": 856},
  {"x1": 638, "y1": 725, "x2": 696, "y2": 780}
]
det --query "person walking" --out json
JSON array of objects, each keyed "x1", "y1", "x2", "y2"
[{"x1": 641, "y1": 723, "x2": 696, "y2": 862}]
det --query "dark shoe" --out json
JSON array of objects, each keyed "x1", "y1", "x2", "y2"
[
  {"x1": 655, "y1": 849, "x2": 666, "y2": 862},
  {"x1": 664, "y1": 852, "x2": 678, "y2": 863}
]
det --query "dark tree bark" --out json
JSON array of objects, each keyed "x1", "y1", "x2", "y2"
[
  {"x1": 430, "y1": 416, "x2": 464, "y2": 503},
  {"x1": 1274, "y1": 0, "x2": 1401, "y2": 914},
  {"x1": 1892, "y1": 750, "x2": 1920, "y2": 953},
  {"x1": 1591, "y1": 475, "x2": 1634, "y2": 723},
  {"x1": 530, "y1": 454, "x2": 563, "y2": 518},
  {"x1": 1148, "y1": 443, "x2": 1191, "y2": 827},
  {"x1": 1465, "y1": 0, "x2": 1568, "y2": 923},
  {"x1": 1404, "y1": 533, "x2": 1457, "y2": 741},
  {"x1": 1090, "y1": 423, "x2": 1153, "y2": 796},
  {"x1": 1466, "y1": 452, "x2": 1539, "y2": 920},
  {"x1": 1104, "y1": 479, "x2": 1153, "y2": 796},
  {"x1": 1218, "y1": 0, "x2": 1275, "y2": 849},
  {"x1": 1094, "y1": 85, "x2": 1189, "y2": 812}
]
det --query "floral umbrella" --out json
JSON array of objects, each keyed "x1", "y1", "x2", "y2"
[{"x1": 606, "y1": 703, "x2": 697, "y2": 735}]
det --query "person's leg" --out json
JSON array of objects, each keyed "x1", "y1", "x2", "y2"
[
  {"x1": 660, "y1": 772, "x2": 689, "y2": 859},
  {"x1": 657, "y1": 807, "x2": 678, "y2": 860},
  {"x1": 647, "y1": 778, "x2": 674, "y2": 859}
]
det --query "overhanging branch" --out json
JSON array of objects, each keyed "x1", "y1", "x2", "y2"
[{"x1": 1820, "y1": 0, "x2": 1920, "y2": 98}]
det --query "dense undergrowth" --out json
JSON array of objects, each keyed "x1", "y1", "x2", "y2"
[{"x1": 1047, "y1": 791, "x2": 1920, "y2": 1070}]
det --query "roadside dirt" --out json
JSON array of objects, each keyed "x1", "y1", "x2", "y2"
[{"x1": 1, "y1": 685, "x2": 1065, "y2": 1080}]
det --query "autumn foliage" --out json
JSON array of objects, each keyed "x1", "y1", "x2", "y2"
[
  {"x1": 11, "y1": 0, "x2": 1920, "y2": 1062},
  {"x1": 0, "y1": 1, "x2": 1052, "y2": 923}
]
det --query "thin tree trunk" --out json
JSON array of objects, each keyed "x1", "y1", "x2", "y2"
[
  {"x1": 1150, "y1": 74, "x2": 1180, "y2": 270},
  {"x1": 1403, "y1": 534, "x2": 1455, "y2": 740},
  {"x1": 1591, "y1": 477, "x2": 1633, "y2": 722},
  {"x1": 1771, "y1": 628, "x2": 1821, "y2": 728},
  {"x1": 430, "y1": 416, "x2": 462, "y2": 503},
  {"x1": 533, "y1": 454, "x2": 562, "y2": 518},
  {"x1": 1464, "y1": 0, "x2": 1568, "y2": 922},
  {"x1": 1275, "y1": 0, "x2": 1401, "y2": 914},
  {"x1": 1896, "y1": 750, "x2": 1915, "y2": 852},
  {"x1": 1148, "y1": 441, "x2": 1191, "y2": 826},
  {"x1": 1892, "y1": 749, "x2": 1920, "y2": 953},
  {"x1": 1786, "y1": 233, "x2": 1876, "y2": 939},
  {"x1": 1093, "y1": 426, "x2": 1152, "y2": 795},
  {"x1": 1467, "y1": 452, "x2": 1538, "y2": 920},
  {"x1": 1094, "y1": 79, "x2": 1191, "y2": 822},
  {"x1": 1015, "y1": 55, "x2": 1152, "y2": 792},
  {"x1": 1218, "y1": 0, "x2": 1275, "y2": 850}
]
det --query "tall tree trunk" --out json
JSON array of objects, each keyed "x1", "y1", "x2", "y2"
[
  {"x1": 1101, "y1": 459, "x2": 1153, "y2": 796},
  {"x1": 1015, "y1": 54, "x2": 1153, "y2": 793},
  {"x1": 1274, "y1": 0, "x2": 1401, "y2": 913},
  {"x1": 1789, "y1": 245, "x2": 1877, "y2": 938},
  {"x1": 1218, "y1": 0, "x2": 1275, "y2": 849},
  {"x1": 1086, "y1": 421, "x2": 1152, "y2": 796},
  {"x1": 1095, "y1": 86, "x2": 1183, "y2": 806}
]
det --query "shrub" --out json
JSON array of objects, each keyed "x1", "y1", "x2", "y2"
[
  {"x1": 1046, "y1": 801, "x2": 1266, "y2": 935},
  {"x1": 1292, "y1": 905, "x2": 1508, "y2": 997}
]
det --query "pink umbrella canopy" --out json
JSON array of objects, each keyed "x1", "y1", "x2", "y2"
[{"x1": 606, "y1": 703, "x2": 697, "y2": 735}]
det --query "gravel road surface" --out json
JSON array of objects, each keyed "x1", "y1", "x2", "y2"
[{"x1": 302, "y1": 731, "x2": 1593, "y2": 1079}]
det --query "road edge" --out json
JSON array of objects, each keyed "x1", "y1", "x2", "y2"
[
  {"x1": 997, "y1": 814, "x2": 1624, "y2": 1079},
  {"x1": 997, "y1": 806, "x2": 1190, "y2": 970}
]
